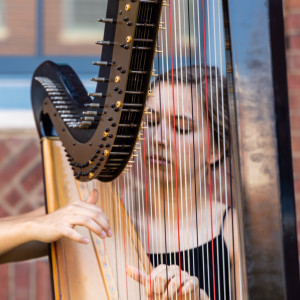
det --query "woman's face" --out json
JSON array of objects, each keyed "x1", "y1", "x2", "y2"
[{"x1": 144, "y1": 83, "x2": 210, "y2": 188}]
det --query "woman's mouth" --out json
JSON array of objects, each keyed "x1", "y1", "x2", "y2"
[{"x1": 148, "y1": 155, "x2": 170, "y2": 166}]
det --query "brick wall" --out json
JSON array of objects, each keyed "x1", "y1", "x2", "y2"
[
  {"x1": 284, "y1": 0, "x2": 300, "y2": 260},
  {"x1": 0, "y1": 130, "x2": 51, "y2": 300}
]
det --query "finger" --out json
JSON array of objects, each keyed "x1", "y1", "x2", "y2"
[
  {"x1": 86, "y1": 189, "x2": 98, "y2": 205},
  {"x1": 153, "y1": 265, "x2": 175, "y2": 294},
  {"x1": 153, "y1": 265, "x2": 186, "y2": 295},
  {"x1": 62, "y1": 226, "x2": 90, "y2": 244},
  {"x1": 163, "y1": 276, "x2": 182, "y2": 300},
  {"x1": 126, "y1": 266, "x2": 147, "y2": 285},
  {"x1": 68, "y1": 215, "x2": 109, "y2": 239},
  {"x1": 126, "y1": 266, "x2": 155, "y2": 296},
  {"x1": 181, "y1": 277, "x2": 199, "y2": 296},
  {"x1": 67, "y1": 205, "x2": 112, "y2": 236}
]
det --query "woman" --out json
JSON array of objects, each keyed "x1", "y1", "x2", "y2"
[
  {"x1": 127, "y1": 65, "x2": 240, "y2": 299},
  {"x1": 0, "y1": 189, "x2": 113, "y2": 263}
]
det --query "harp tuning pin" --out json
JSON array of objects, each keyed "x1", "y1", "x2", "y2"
[
  {"x1": 91, "y1": 77, "x2": 108, "y2": 83},
  {"x1": 147, "y1": 90, "x2": 154, "y2": 97},
  {"x1": 98, "y1": 18, "x2": 115, "y2": 23},
  {"x1": 92, "y1": 61, "x2": 115, "y2": 66},
  {"x1": 84, "y1": 103, "x2": 101, "y2": 108},
  {"x1": 83, "y1": 110, "x2": 98, "y2": 116},
  {"x1": 159, "y1": 22, "x2": 166, "y2": 30},
  {"x1": 96, "y1": 41, "x2": 114, "y2": 46},
  {"x1": 104, "y1": 150, "x2": 110, "y2": 157},
  {"x1": 88, "y1": 172, "x2": 94, "y2": 179},
  {"x1": 88, "y1": 92, "x2": 105, "y2": 98}
]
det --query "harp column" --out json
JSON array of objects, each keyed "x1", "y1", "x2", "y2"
[{"x1": 225, "y1": 0, "x2": 300, "y2": 299}]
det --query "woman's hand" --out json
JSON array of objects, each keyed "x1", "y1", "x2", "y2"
[
  {"x1": 0, "y1": 189, "x2": 113, "y2": 258},
  {"x1": 29, "y1": 189, "x2": 112, "y2": 244},
  {"x1": 126, "y1": 264, "x2": 200, "y2": 299}
]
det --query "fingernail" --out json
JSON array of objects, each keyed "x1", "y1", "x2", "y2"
[
  {"x1": 100, "y1": 230, "x2": 107, "y2": 238},
  {"x1": 83, "y1": 237, "x2": 89, "y2": 244},
  {"x1": 107, "y1": 229, "x2": 113, "y2": 236}
]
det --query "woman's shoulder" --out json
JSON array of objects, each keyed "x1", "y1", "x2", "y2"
[{"x1": 222, "y1": 206, "x2": 239, "y2": 258}]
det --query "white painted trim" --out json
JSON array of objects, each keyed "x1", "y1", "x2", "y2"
[{"x1": 0, "y1": 110, "x2": 35, "y2": 129}]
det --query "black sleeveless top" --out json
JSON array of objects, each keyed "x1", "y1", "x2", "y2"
[{"x1": 149, "y1": 209, "x2": 230, "y2": 300}]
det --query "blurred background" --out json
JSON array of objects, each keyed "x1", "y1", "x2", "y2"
[{"x1": 0, "y1": 0, "x2": 299, "y2": 299}]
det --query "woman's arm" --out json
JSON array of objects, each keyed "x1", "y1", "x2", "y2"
[{"x1": 0, "y1": 189, "x2": 112, "y2": 263}]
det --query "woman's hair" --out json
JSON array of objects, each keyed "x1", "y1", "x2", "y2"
[{"x1": 154, "y1": 65, "x2": 229, "y2": 155}]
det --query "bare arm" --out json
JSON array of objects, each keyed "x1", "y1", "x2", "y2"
[{"x1": 0, "y1": 189, "x2": 112, "y2": 263}]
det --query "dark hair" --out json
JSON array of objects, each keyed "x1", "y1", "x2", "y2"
[{"x1": 154, "y1": 65, "x2": 229, "y2": 154}]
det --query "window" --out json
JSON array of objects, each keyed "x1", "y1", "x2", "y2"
[{"x1": 60, "y1": 0, "x2": 106, "y2": 45}]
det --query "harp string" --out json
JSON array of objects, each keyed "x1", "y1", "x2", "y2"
[
  {"x1": 192, "y1": 0, "x2": 201, "y2": 297},
  {"x1": 201, "y1": 0, "x2": 217, "y2": 299},
  {"x1": 186, "y1": 0, "x2": 198, "y2": 296},
  {"x1": 194, "y1": 0, "x2": 208, "y2": 296},
  {"x1": 80, "y1": 1, "x2": 238, "y2": 298},
  {"x1": 179, "y1": 0, "x2": 189, "y2": 289},
  {"x1": 215, "y1": 1, "x2": 231, "y2": 297}
]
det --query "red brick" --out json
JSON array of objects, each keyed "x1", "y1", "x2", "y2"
[
  {"x1": 0, "y1": 143, "x2": 39, "y2": 189},
  {"x1": 0, "y1": 264, "x2": 9, "y2": 300},
  {"x1": 15, "y1": 262, "x2": 30, "y2": 300},
  {"x1": 288, "y1": 93, "x2": 300, "y2": 110},
  {"x1": 21, "y1": 162, "x2": 43, "y2": 193},
  {"x1": 0, "y1": 142, "x2": 10, "y2": 165},
  {"x1": 287, "y1": 73, "x2": 300, "y2": 90},
  {"x1": 293, "y1": 179, "x2": 300, "y2": 194},
  {"x1": 292, "y1": 157, "x2": 300, "y2": 171},
  {"x1": 19, "y1": 203, "x2": 35, "y2": 214},
  {"x1": 4, "y1": 188, "x2": 22, "y2": 207},
  {"x1": 8, "y1": 138, "x2": 28, "y2": 149},
  {"x1": 287, "y1": 53, "x2": 300, "y2": 72},
  {"x1": 0, "y1": 206, "x2": 9, "y2": 218},
  {"x1": 36, "y1": 261, "x2": 52, "y2": 300},
  {"x1": 285, "y1": 13, "x2": 300, "y2": 31},
  {"x1": 286, "y1": 0, "x2": 300, "y2": 10},
  {"x1": 289, "y1": 35, "x2": 300, "y2": 49},
  {"x1": 291, "y1": 135, "x2": 300, "y2": 154},
  {"x1": 290, "y1": 114, "x2": 300, "y2": 129}
]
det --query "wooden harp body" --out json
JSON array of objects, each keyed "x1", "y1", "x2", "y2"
[
  {"x1": 42, "y1": 138, "x2": 150, "y2": 299},
  {"x1": 31, "y1": 0, "x2": 300, "y2": 299}
]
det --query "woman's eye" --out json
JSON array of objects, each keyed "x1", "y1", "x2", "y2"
[
  {"x1": 148, "y1": 120, "x2": 157, "y2": 127},
  {"x1": 176, "y1": 127, "x2": 190, "y2": 134}
]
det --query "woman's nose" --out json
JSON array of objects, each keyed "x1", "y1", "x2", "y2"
[{"x1": 152, "y1": 122, "x2": 166, "y2": 148}]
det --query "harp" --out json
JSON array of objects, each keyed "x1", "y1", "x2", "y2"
[{"x1": 31, "y1": 0, "x2": 300, "y2": 299}]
